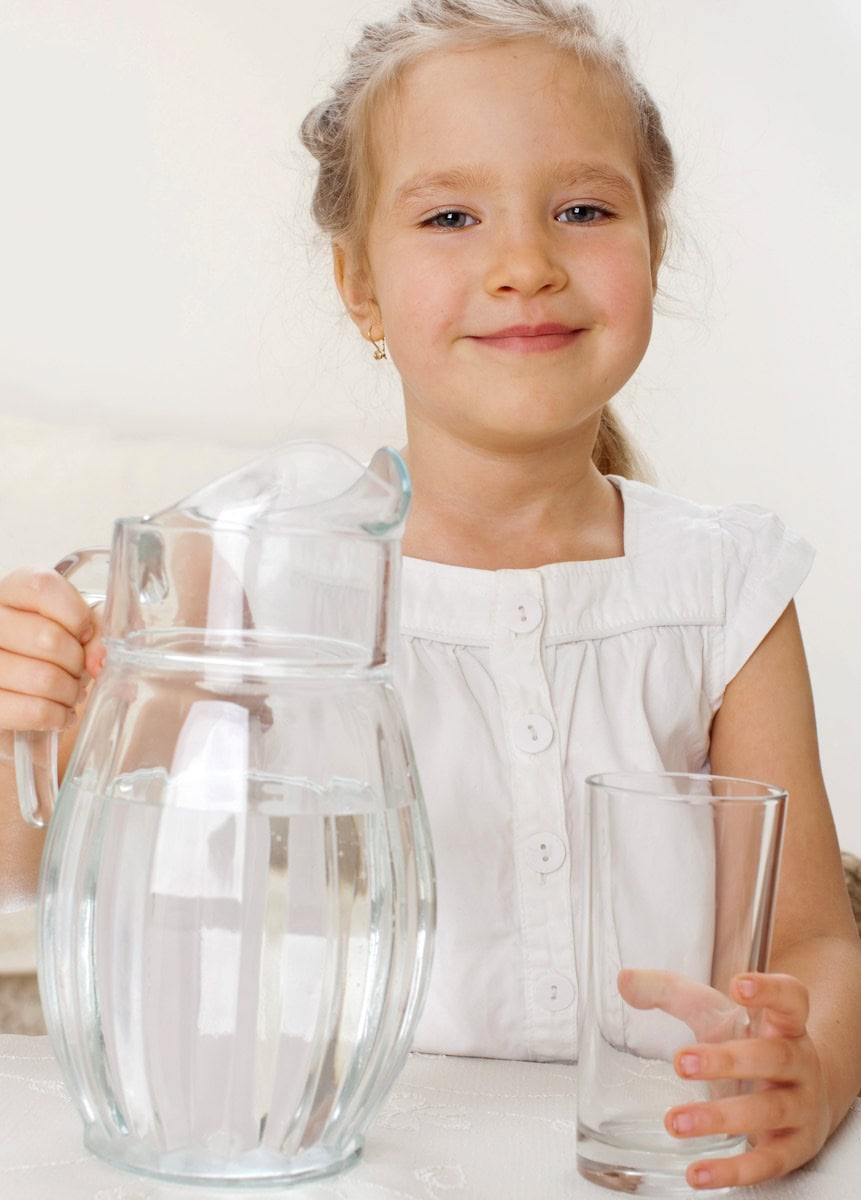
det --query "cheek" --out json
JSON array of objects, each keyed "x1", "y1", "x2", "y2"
[
  {"x1": 593, "y1": 243, "x2": 654, "y2": 338},
  {"x1": 392, "y1": 257, "x2": 453, "y2": 312},
  {"x1": 378, "y1": 265, "x2": 458, "y2": 357}
]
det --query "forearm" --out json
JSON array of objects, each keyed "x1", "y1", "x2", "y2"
[{"x1": 770, "y1": 933, "x2": 861, "y2": 1136}]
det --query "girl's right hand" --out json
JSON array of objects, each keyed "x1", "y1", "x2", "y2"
[{"x1": 0, "y1": 567, "x2": 104, "y2": 736}]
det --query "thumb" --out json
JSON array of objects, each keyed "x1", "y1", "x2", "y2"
[{"x1": 82, "y1": 607, "x2": 107, "y2": 680}]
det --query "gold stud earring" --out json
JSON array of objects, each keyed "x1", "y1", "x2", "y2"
[{"x1": 368, "y1": 328, "x2": 387, "y2": 361}]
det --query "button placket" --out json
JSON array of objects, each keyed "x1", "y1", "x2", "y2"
[{"x1": 490, "y1": 572, "x2": 578, "y2": 1059}]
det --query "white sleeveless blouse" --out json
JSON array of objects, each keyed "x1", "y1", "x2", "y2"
[{"x1": 395, "y1": 477, "x2": 814, "y2": 1061}]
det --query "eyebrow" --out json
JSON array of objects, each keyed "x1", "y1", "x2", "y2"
[
  {"x1": 391, "y1": 166, "x2": 495, "y2": 210},
  {"x1": 552, "y1": 163, "x2": 640, "y2": 202},
  {"x1": 390, "y1": 161, "x2": 640, "y2": 210}
]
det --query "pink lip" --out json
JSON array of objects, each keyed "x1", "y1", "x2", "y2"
[{"x1": 472, "y1": 323, "x2": 583, "y2": 353}]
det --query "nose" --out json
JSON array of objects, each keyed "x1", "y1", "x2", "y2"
[{"x1": 484, "y1": 222, "x2": 568, "y2": 298}]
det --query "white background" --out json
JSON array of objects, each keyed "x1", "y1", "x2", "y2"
[{"x1": 0, "y1": 0, "x2": 859, "y2": 850}]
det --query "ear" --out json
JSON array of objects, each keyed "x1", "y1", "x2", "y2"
[{"x1": 333, "y1": 242, "x2": 383, "y2": 340}]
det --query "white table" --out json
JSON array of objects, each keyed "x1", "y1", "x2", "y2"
[{"x1": 1, "y1": 1035, "x2": 857, "y2": 1199}]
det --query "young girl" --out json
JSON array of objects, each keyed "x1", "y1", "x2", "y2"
[{"x1": 1, "y1": 0, "x2": 859, "y2": 1189}]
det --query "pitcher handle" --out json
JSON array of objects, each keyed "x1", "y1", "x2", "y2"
[{"x1": 15, "y1": 548, "x2": 111, "y2": 828}]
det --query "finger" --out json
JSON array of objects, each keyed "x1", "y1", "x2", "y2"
[
  {"x1": 83, "y1": 629, "x2": 106, "y2": 680},
  {"x1": 0, "y1": 687, "x2": 78, "y2": 733},
  {"x1": 618, "y1": 969, "x2": 735, "y2": 1029},
  {"x1": 0, "y1": 648, "x2": 85, "y2": 711},
  {"x1": 667, "y1": 1084, "x2": 804, "y2": 1142},
  {"x1": 0, "y1": 606, "x2": 88, "y2": 677},
  {"x1": 685, "y1": 1132, "x2": 806, "y2": 1190},
  {"x1": 0, "y1": 569, "x2": 94, "y2": 643},
  {"x1": 732, "y1": 974, "x2": 809, "y2": 1038},
  {"x1": 675, "y1": 1034, "x2": 804, "y2": 1085},
  {"x1": 619, "y1": 969, "x2": 716, "y2": 1011}
]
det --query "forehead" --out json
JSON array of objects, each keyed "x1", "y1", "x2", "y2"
[{"x1": 372, "y1": 39, "x2": 640, "y2": 196}]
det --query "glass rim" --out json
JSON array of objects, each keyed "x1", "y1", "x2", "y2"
[{"x1": 585, "y1": 770, "x2": 787, "y2": 804}]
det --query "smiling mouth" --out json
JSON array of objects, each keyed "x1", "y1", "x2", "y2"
[{"x1": 471, "y1": 324, "x2": 584, "y2": 353}]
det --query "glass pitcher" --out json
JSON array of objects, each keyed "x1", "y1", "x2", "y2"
[{"x1": 15, "y1": 441, "x2": 436, "y2": 1186}]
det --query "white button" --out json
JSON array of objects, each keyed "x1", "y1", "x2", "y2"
[
  {"x1": 525, "y1": 832, "x2": 566, "y2": 874},
  {"x1": 513, "y1": 714, "x2": 554, "y2": 754},
  {"x1": 503, "y1": 593, "x2": 543, "y2": 634},
  {"x1": 535, "y1": 974, "x2": 575, "y2": 1012}
]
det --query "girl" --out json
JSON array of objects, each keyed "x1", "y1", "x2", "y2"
[{"x1": 1, "y1": 1, "x2": 859, "y2": 1189}]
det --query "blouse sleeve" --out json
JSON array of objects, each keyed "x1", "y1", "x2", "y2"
[{"x1": 719, "y1": 504, "x2": 815, "y2": 687}]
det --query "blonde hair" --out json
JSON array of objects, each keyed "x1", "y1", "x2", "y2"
[{"x1": 300, "y1": 0, "x2": 674, "y2": 479}]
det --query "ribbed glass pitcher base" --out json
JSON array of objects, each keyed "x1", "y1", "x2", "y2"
[
  {"x1": 84, "y1": 1127, "x2": 363, "y2": 1187},
  {"x1": 37, "y1": 760, "x2": 435, "y2": 1189}
]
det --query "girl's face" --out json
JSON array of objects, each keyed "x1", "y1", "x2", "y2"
[{"x1": 337, "y1": 39, "x2": 656, "y2": 454}]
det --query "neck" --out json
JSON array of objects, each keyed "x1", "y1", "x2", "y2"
[{"x1": 400, "y1": 419, "x2": 625, "y2": 569}]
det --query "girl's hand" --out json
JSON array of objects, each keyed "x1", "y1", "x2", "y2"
[
  {"x1": 659, "y1": 972, "x2": 829, "y2": 1189},
  {"x1": 0, "y1": 567, "x2": 103, "y2": 736}
]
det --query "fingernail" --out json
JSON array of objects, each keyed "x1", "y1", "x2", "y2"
[
  {"x1": 65, "y1": 709, "x2": 78, "y2": 728},
  {"x1": 679, "y1": 1053, "x2": 701, "y2": 1077},
  {"x1": 672, "y1": 1112, "x2": 695, "y2": 1134},
  {"x1": 738, "y1": 977, "x2": 757, "y2": 999},
  {"x1": 692, "y1": 1168, "x2": 712, "y2": 1187}
]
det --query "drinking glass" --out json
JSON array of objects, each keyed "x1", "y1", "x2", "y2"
[{"x1": 577, "y1": 772, "x2": 786, "y2": 1196}]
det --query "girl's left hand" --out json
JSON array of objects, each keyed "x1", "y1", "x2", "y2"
[{"x1": 624, "y1": 970, "x2": 831, "y2": 1189}]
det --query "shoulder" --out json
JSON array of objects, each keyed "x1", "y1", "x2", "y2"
[
  {"x1": 615, "y1": 475, "x2": 796, "y2": 540},
  {"x1": 612, "y1": 477, "x2": 815, "y2": 683},
  {"x1": 615, "y1": 476, "x2": 813, "y2": 570}
]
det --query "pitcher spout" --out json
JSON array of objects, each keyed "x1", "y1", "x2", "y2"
[{"x1": 157, "y1": 441, "x2": 411, "y2": 538}]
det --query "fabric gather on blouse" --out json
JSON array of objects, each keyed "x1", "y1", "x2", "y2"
[{"x1": 395, "y1": 477, "x2": 814, "y2": 1062}]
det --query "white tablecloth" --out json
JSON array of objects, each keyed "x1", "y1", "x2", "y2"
[{"x1": 1, "y1": 1035, "x2": 857, "y2": 1199}]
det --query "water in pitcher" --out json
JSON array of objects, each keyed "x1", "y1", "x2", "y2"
[{"x1": 39, "y1": 769, "x2": 430, "y2": 1183}]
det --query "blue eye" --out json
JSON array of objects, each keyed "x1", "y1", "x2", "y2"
[
  {"x1": 557, "y1": 205, "x2": 610, "y2": 224},
  {"x1": 424, "y1": 210, "x2": 477, "y2": 229}
]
